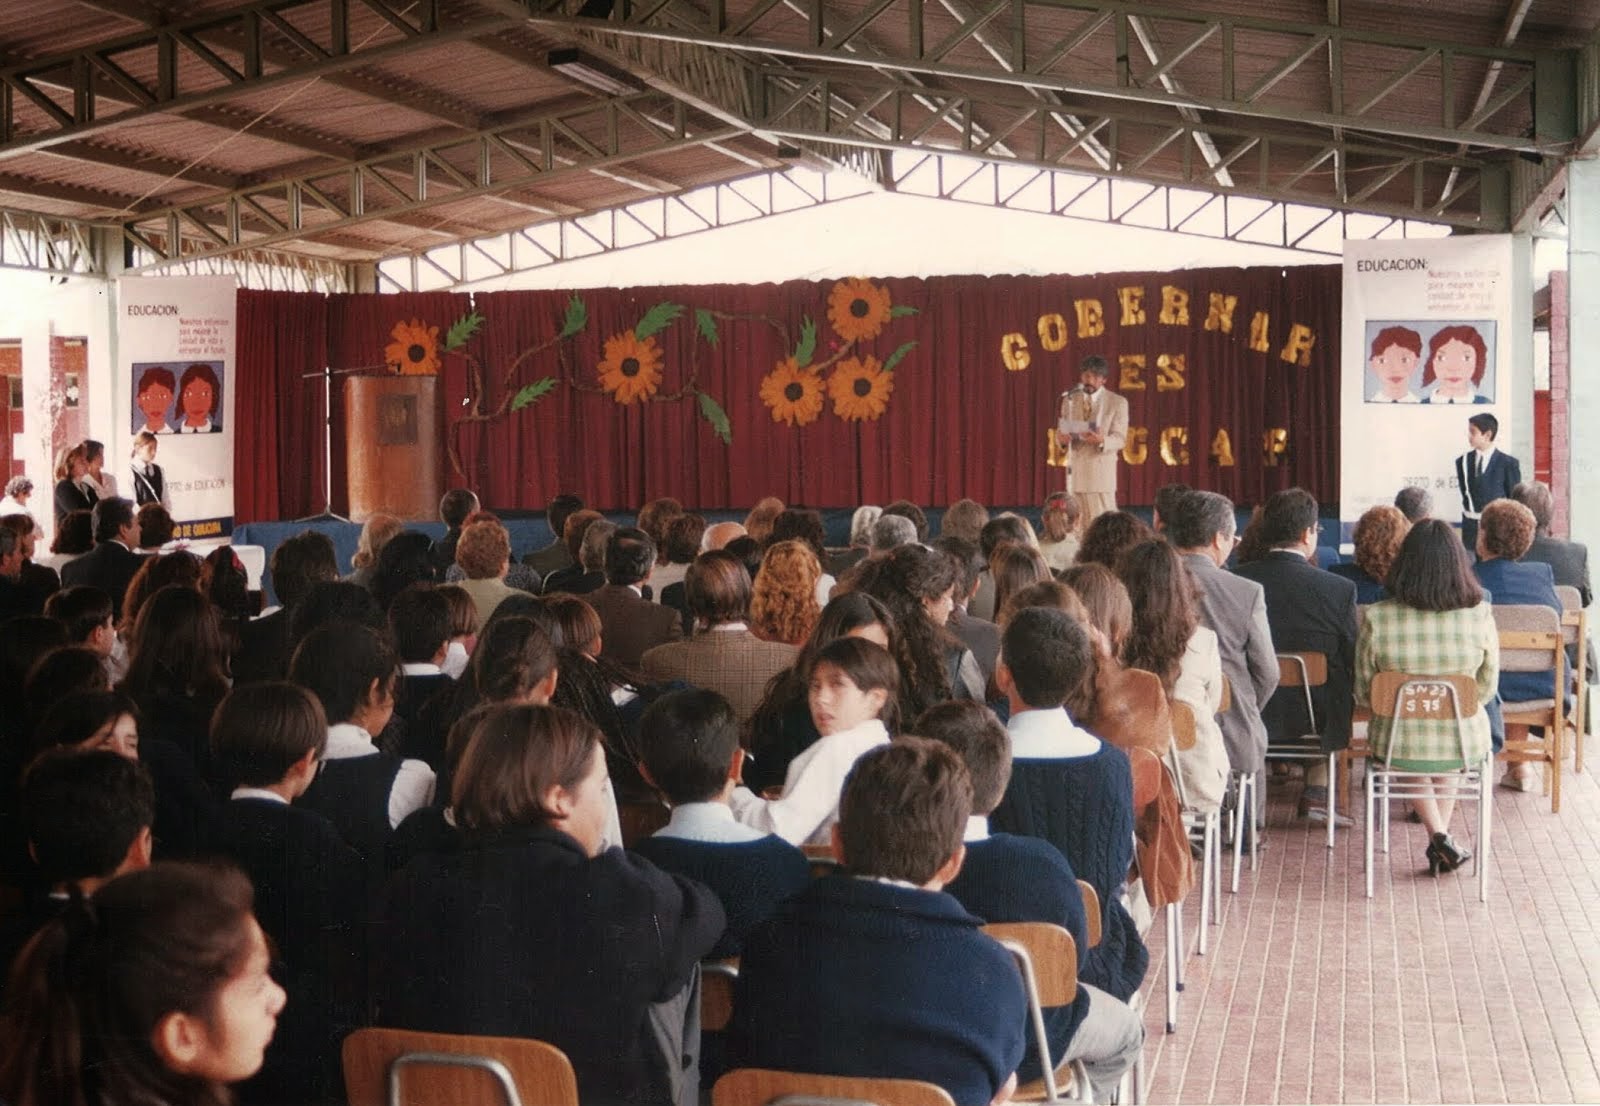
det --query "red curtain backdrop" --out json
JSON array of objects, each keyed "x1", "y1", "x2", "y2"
[
  {"x1": 235, "y1": 289, "x2": 327, "y2": 523},
  {"x1": 233, "y1": 266, "x2": 1340, "y2": 518}
]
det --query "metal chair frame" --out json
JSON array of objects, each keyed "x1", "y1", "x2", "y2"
[
  {"x1": 1165, "y1": 701, "x2": 1220, "y2": 953},
  {"x1": 982, "y1": 924, "x2": 1093, "y2": 1104},
  {"x1": 1364, "y1": 674, "x2": 1491, "y2": 903},
  {"x1": 1266, "y1": 651, "x2": 1340, "y2": 850}
]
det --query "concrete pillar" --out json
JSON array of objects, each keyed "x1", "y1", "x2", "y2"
[{"x1": 1568, "y1": 158, "x2": 1600, "y2": 570}]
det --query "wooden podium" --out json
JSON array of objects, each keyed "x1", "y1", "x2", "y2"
[{"x1": 345, "y1": 375, "x2": 441, "y2": 522}]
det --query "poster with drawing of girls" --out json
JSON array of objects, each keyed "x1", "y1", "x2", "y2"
[{"x1": 1362, "y1": 320, "x2": 1496, "y2": 406}]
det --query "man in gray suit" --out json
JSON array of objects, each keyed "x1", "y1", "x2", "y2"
[{"x1": 1167, "y1": 491, "x2": 1279, "y2": 784}]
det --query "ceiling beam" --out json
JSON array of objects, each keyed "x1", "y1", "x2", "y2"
[
  {"x1": 40, "y1": 139, "x2": 243, "y2": 190},
  {"x1": 0, "y1": 0, "x2": 528, "y2": 160},
  {"x1": 513, "y1": 0, "x2": 1560, "y2": 153}
]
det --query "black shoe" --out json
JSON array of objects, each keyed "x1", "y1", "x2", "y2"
[{"x1": 1426, "y1": 832, "x2": 1471, "y2": 874}]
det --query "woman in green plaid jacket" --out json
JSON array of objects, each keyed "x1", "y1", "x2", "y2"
[{"x1": 1355, "y1": 519, "x2": 1497, "y2": 875}]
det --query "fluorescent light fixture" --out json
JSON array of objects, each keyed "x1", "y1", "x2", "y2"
[{"x1": 547, "y1": 48, "x2": 643, "y2": 97}]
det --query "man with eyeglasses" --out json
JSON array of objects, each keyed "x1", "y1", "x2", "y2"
[
  {"x1": 1234, "y1": 488, "x2": 1359, "y2": 825},
  {"x1": 1167, "y1": 490, "x2": 1279, "y2": 835}
]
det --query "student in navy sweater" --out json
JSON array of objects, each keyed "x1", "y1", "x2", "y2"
[
  {"x1": 919, "y1": 700, "x2": 1145, "y2": 1102},
  {"x1": 631, "y1": 687, "x2": 811, "y2": 958},
  {"x1": 730, "y1": 739, "x2": 1027, "y2": 1106},
  {"x1": 2, "y1": 749, "x2": 153, "y2": 998},
  {"x1": 210, "y1": 682, "x2": 367, "y2": 1105},
  {"x1": 377, "y1": 704, "x2": 723, "y2": 1106},
  {"x1": 386, "y1": 584, "x2": 458, "y2": 770},
  {"x1": 289, "y1": 622, "x2": 435, "y2": 862},
  {"x1": 988, "y1": 607, "x2": 1148, "y2": 1001}
]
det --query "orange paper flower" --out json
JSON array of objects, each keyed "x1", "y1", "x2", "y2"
[
  {"x1": 759, "y1": 358, "x2": 825, "y2": 427},
  {"x1": 596, "y1": 331, "x2": 664, "y2": 405},
  {"x1": 826, "y1": 278, "x2": 893, "y2": 343},
  {"x1": 386, "y1": 319, "x2": 441, "y2": 375},
  {"x1": 828, "y1": 356, "x2": 894, "y2": 421}
]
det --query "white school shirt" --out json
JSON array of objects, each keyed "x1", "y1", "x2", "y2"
[
  {"x1": 324, "y1": 722, "x2": 436, "y2": 828},
  {"x1": 1006, "y1": 706, "x2": 1101, "y2": 759},
  {"x1": 728, "y1": 718, "x2": 889, "y2": 846},
  {"x1": 654, "y1": 801, "x2": 768, "y2": 843}
]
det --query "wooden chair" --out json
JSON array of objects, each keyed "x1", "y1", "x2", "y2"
[
  {"x1": 342, "y1": 1028, "x2": 579, "y2": 1106},
  {"x1": 981, "y1": 922, "x2": 1091, "y2": 1103},
  {"x1": 702, "y1": 960, "x2": 739, "y2": 1034},
  {"x1": 713, "y1": 1068, "x2": 956, "y2": 1106},
  {"x1": 1269, "y1": 651, "x2": 1340, "y2": 849},
  {"x1": 1077, "y1": 880, "x2": 1101, "y2": 949},
  {"x1": 801, "y1": 842, "x2": 842, "y2": 877},
  {"x1": 1492, "y1": 604, "x2": 1567, "y2": 812},
  {"x1": 1363, "y1": 673, "x2": 1491, "y2": 902},
  {"x1": 1554, "y1": 584, "x2": 1588, "y2": 772},
  {"x1": 1165, "y1": 700, "x2": 1220, "y2": 953}
]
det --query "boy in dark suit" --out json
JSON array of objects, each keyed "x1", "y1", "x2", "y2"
[
  {"x1": 730, "y1": 739, "x2": 1027, "y2": 1106},
  {"x1": 387, "y1": 584, "x2": 456, "y2": 770},
  {"x1": 919, "y1": 700, "x2": 1144, "y2": 1102},
  {"x1": 210, "y1": 681, "x2": 367, "y2": 1105},
  {"x1": 1456, "y1": 413, "x2": 1521, "y2": 555}
]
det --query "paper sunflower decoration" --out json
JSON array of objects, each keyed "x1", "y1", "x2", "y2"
[
  {"x1": 759, "y1": 358, "x2": 825, "y2": 427},
  {"x1": 386, "y1": 319, "x2": 441, "y2": 375},
  {"x1": 596, "y1": 331, "x2": 665, "y2": 405},
  {"x1": 828, "y1": 355, "x2": 894, "y2": 421},
  {"x1": 826, "y1": 278, "x2": 893, "y2": 343}
]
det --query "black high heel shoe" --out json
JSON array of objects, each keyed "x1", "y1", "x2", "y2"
[{"x1": 1425, "y1": 832, "x2": 1471, "y2": 875}]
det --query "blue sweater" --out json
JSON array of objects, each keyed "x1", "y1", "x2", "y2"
[
  {"x1": 731, "y1": 875, "x2": 1027, "y2": 1106},
  {"x1": 629, "y1": 834, "x2": 811, "y2": 958},
  {"x1": 945, "y1": 833, "x2": 1091, "y2": 1082},
  {"x1": 989, "y1": 744, "x2": 1148, "y2": 1001}
]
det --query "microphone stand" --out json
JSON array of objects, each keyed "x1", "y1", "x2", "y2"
[{"x1": 294, "y1": 363, "x2": 388, "y2": 523}]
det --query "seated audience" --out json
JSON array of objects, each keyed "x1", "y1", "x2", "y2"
[
  {"x1": 454, "y1": 518, "x2": 522, "y2": 626},
  {"x1": 1474, "y1": 498, "x2": 1566, "y2": 792},
  {"x1": 989, "y1": 607, "x2": 1148, "y2": 1002},
  {"x1": 831, "y1": 504, "x2": 879, "y2": 574},
  {"x1": 203, "y1": 547, "x2": 255, "y2": 660},
  {"x1": 0, "y1": 474, "x2": 33, "y2": 519},
  {"x1": 435, "y1": 582, "x2": 478, "y2": 679},
  {"x1": 941, "y1": 497, "x2": 990, "y2": 544},
  {"x1": 868, "y1": 512, "x2": 917, "y2": 554},
  {"x1": 523, "y1": 493, "x2": 586, "y2": 577},
  {"x1": 210, "y1": 682, "x2": 365, "y2": 1105},
  {"x1": 290, "y1": 622, "x2": 435, "y2": 859},
  {"x1": 344, "y1": 512, "x2": 403, "y2": 590},
  {"x1": 1233, "y1": 488, "x2": 1358, "y2": 823},
  {"x1": 376, "y1": 704, "x2": 723, "y2": 1106},
  {"x1": 43, "y1": 584, "x2": 116, "y2": 681},
  {"x1": 851, "y1": 542, "x2": 983, "y2": 714},
  {"x1": 136, "y1": 502, "x2": 175, "y2": 552},
  {"x1": 0, "y1": 513, "x2": 57, "y2": 616},
  {"x1": 38, "y1": 507, "x2": 93, "y2": 572},
  {"x1": 971, "y1": 513, "x2": 1037, "y2": 621},
  {"x1": 1513, "y1": 479, "x2": 1592, "y2": 606},
  {"x1": 1119, "y1": 540, "x2": 1229, "y2": 813},
  {"x1": 587, "y1": 526, "x2": 684, "y2": 669},
  {"x1": 730, "y1": 739, "x2": 1027, "y2": 1106},
  {"x1": 1037, "y1": 493, "x2": 1082, "y2": 571},
  {"x1": 368, "y1": 530, "x2": 440, "y2": 612},
  {"x1": 724, "y1": 535, "x2": 765, "y2": 582},
  {"x1": 936, "y1": 536, "x2": 1001, "y2": 685},
  {"x1": 990, "y1": 541, "x2": 1052, "y2": 623},
  {"x1": 387, "y1": 584, "x2": 458, "y2": 769},
  {"x1": 429, "y1": 487, "x2": 479, "y2": 573},
  {"x1": 631, "y1": 688, "x2": 810, "y2": 957},
  {"x1": 0, "y1": 861, "x2": 283, "y2": 1106},
  {"x1": 541, "y1": 508, "x2": 607, "y2": 594},
  {"x1": 118, "y1": 585, "x2": 232, "y2": 772},
  {"x1": 881, "y1": 499, "x2": 929, "y2": 543},
  {"x1": 1394, "y1": 484, "x2": 1433, "y2": 522},
  {"x1": 1151, "y1": 482, "x2": 1192, "y2": 533},
  {"x1": 743, "y1": 496, "x2": 785, "y2": 544},
  {"x1": 750, "y1": 539, "x2": 823, "y2": 646},
  {"x1": 1075, "y1": 510, "x2": 1154, "y2": 571},
  {"x1": 60, "y1": 496, "x2": 143, "y2": 620},
  {"x1": 651, "y1": 510, "x2": 704, "y2": 605},
  {"x1": 1332, "y1": 505, "x2": 1411, "y2": 604},
  {"x1": 1355, "y1": 520, "x2": 1496, "y2": 874},
  {"x1": 119, "y1": 548, "x2": 203, "y2": 637},
  {"x1": 1060, "y1": 562, "x2": 1171, "y2": 758},
  {"x1": 923, "y1": 701, "x2": 1145, "y2": 1100},
  {"x1": 236, "y1": 530, "x2": 338, "y2": 684},
  {"x1": 730, "y1": 637, "x2": 898, "y2": 845},
  {"x1": 637, "y1": 496, "x2": 685, "y2": 554},
  {"x1": 746, "y1": 592, "x2": 897, "y2": 794},
  {"x1": 2, "y1": 749, "x2": 154, "y2": 992},
  {"x1": 445, "y1": 510, "x2": 541, "y2": 593},
  {"x1": 0, "y1": 616, "x2": 68, "y2": 741},
  {"x1": 770, "y1": 508, "x2": 837, "y2": 604},
  {"x1": 642, "y1": 551, "x2": 797, "y2": 722}
]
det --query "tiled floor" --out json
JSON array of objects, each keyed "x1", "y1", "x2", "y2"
[{"x1": 1136, "y1": 758, "x2": 1600, "y2": 1104}]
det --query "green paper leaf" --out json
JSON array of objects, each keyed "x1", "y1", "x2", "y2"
[
  {"x1": 695, "y1": 308, "x2": 719, "y2": 346},
  {"x1": 793, "y1": 316, "x2": 817, "y2": 367},
  {"x1": 698, "y1": 392, "x2": 733, "y2": 444},
  {"x1": 443, "y1": 311, "x2": 484, "y2": 351},
  {"x1": 510, "y1": 377, "x2": 557, "y2": 411},
  {"x1": 882, "y1": 340, "x2": 917, "y2": 373},
  {"x1": 558, "y1": 296, "x2": 587, "y2": 340},
  {"x1": 889, "y1": 304, "x2": 919, "y2": 318},
  {"x1": 634, "y1": 301, "x2": 684, "y2": 340}
]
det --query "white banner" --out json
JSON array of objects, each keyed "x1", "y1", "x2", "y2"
[
  {"x1": 117, "y1": 276, "x2": 238, "y2": 539},
  {"x1": 1340, "y1": 236, "x2": 1518, "y2": 529}
]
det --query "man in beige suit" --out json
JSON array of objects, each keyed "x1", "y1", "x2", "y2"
[
  {"x1": 642, "y1": 550, "x2": 797, "y2": 722},
  {"x1": 1057, "y1": 355, "x2": 1129, "y2": 525}
]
